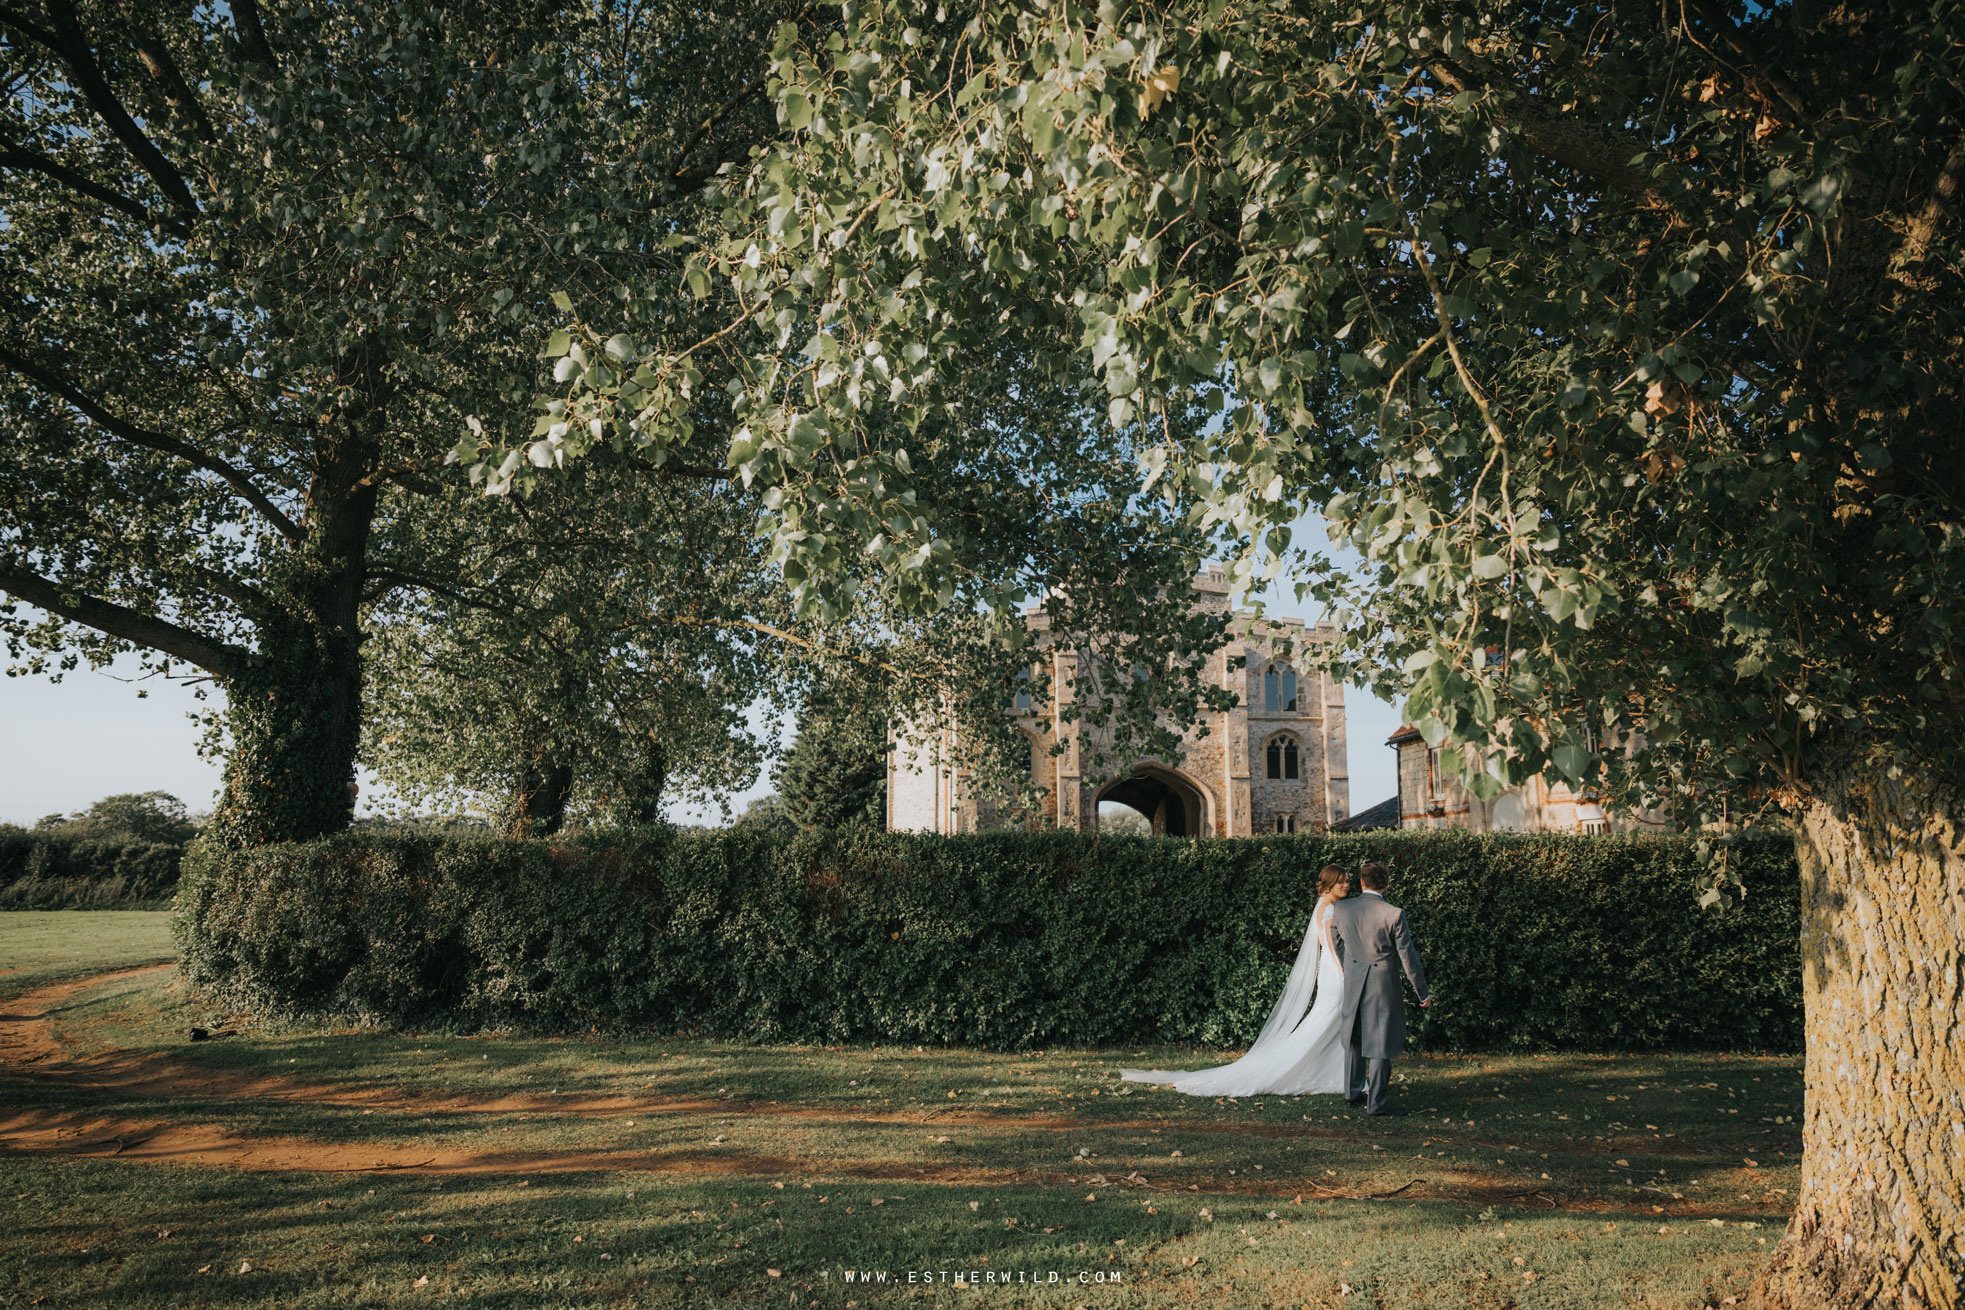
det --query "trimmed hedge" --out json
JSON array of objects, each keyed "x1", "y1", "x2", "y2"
[
  {"x1": 174, "y1": 827, "x2": 1802, "y2": 1052},
  {"x1": 0, "y1": 829, "x2": 185, "y2": 908}
]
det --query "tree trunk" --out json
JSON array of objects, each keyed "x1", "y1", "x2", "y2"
[
  {"x1": 1753, "y1": 744, "x2": 1965, "y2": 1309},
  {"x1": 208, "y1": 404, "x2": 381, "y2": 846},
  {"x1": 621, "y1": 735, "x2": 669, "y2": 826},
  {"x1": 508, "y1": 743, "x2": 575, "y2": 839},
  {"x1": 208, "y1": 600, "x2": 365, "y2": 845}
]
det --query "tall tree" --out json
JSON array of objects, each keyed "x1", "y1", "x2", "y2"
[
  {"x1": 362, "y1": 457, "x2": 783, "y2": 836},
  {"x1": 775, "y1": 671, "x2": 888, "y2": 831},
  {"x1": 0, "y1": 1, "x2": 795, "y2": 843},
  {"x1": 549, "y1": 3, "x2": 1964, "y2": 1304}
]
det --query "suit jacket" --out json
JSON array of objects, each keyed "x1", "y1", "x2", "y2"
[{"x1": 1330, "y1": 891, "x2": 1430, "y2": 1059}]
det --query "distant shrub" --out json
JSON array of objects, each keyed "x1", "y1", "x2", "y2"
[
  {"x1": 0, "y1": 829, "x2": 185, "y2": 908},
  {"x1": 176, "y1": 827, "x2": 1801, "y2": 1051}
]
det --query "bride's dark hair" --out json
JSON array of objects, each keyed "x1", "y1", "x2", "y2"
[{"x1": 1316, "y1": 865, "x2": 1349, "y2": 897}]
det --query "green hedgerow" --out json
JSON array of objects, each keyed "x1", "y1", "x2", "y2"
[{"x1": 174, "y1": 827, "x2": 1801, "y2": 1051}]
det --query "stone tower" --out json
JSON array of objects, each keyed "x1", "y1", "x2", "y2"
[{"x1": 887, "y1": 569, "x2": 1349, "y2": 837}]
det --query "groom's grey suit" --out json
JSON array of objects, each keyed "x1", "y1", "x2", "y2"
[{"x1": 1329, "y1": 889, "x2": 1430, "y2": 1114}]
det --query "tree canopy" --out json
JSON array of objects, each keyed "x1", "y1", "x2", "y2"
[
  {"x1": 775, "y1": 670, "x2": 889, "y2": 831},
  {"x1": 0, "y1": 1, "x2": 829, "y2": 840},
  {"x1": 2, "y1": 1, "x2": 1234, "y2": 839}
]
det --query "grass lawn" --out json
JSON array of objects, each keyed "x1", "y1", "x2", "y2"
[
  {"x1": 0, "y1": 910, "x2": 176, "y2": 999},
  {"x1": 0, "y1": 912, "x2": 1802, "y2": 1308}
]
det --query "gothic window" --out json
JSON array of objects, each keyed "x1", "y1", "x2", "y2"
[
  {"x1": 1265, "y1": 734, "x2": 1300, "y2": 781},
  {"x1": 1275, "y1": 814, "x2": 1297, "y2": 834},
  {"x1": 1013, "y1": 668, "x2": 1033, "y2": 712},
  {"x1": 1264, "y1": 666, "x2": 1298, "y2": 711},
  {"x1": 1281, "y1": 668, "x2": 1298, "y2": 711}
]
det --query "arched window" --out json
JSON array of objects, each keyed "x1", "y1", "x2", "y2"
[
  {"x1": 1281, "y1": 668, "x2": 1298, "y2": 712},
  {"x1": 1265, "y1": 734, "x2": 1300, "y2": 781},
  {"x1": 1012, "y1": 668, "x2": 1033, "y2": 712},
  {"x1": 1263, "y1": 667, "x2": 1279, "y2": 711},
  {"x1": 1264, "y1": 666, "x2": 1299, "y2": 712}
]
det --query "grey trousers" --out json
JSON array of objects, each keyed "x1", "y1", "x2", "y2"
[{"x1": 1346, "y1": 1014, "x2": 1393, "y2": 1113}]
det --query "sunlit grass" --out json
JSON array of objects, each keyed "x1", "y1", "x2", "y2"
[{"x1": 0, "y1": 912, "x2": 1799, "y2": 1306}]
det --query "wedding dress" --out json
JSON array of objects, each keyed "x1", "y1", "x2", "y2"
[{"x1": 1118, "y1": 900, "x2": 1352, "y2": 1097}]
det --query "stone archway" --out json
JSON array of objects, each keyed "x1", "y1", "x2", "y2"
[{"x1": 1096, "y1": 763, "x2": 1214, "y2": 837}]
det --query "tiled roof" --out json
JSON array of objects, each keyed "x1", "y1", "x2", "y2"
[{"x1": 1333, "y1": 795, "x2": 1400, "y2": 831}]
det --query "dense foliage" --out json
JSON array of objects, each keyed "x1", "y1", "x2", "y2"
[
  {"x1": 774, "y1": 672, "x2": 889, "y2": 831},
  {"x1": 542, "y1": 1, "x2": 1964, "y2": 817},
  {"x1": 178, "y1": 828, "x2": 1800, "y2": 1051},
  {"x1": 0, "y1": 795, "x2": 196, "y2": 908},
  {"x1": 2, "y1": 2, "x2": 1243, "y2": 840},
  {"x1": 360, "y1": 463, "x2": 781, "y2": 835}
]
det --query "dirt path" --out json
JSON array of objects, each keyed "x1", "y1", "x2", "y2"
[{"x1": 0, "y1": 968, "x2": 1790, "y2": 1216}]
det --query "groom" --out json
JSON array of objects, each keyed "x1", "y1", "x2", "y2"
[{"x1": 1330, "y1": 861, "x2": 1431, "y2": 1116}]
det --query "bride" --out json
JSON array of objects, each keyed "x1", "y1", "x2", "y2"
[{"x1": 1120, "y1": 865, "x2": 1355, "y2": 1097}]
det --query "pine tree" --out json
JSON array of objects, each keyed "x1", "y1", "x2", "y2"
[{"x1": 775, "y1": 680, "x2": 888, "y2": 832}]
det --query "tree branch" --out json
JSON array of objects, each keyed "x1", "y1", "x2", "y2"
[
  {"x1": 363, "y1": 567, "x2": 505, "y2": 609},
  {"x1": 670, "y1": 69, "x2": 769, "y2": 188},
  {"x1": 43, "y1": 9, "x2": 200, "y2": 217},
  {"x1": 1679, "y1": 0, "x2": 1810, "y2": 123},
  {"x1": 1419, "y1": 46, "x2": 1677, "y2": 213},
  {"x1": 1892, "y1": 136, "x2": 1965, "y2": 281},
  {"x1": 662, "y1": 612, "x2": 901, "y2": 674},
  {"x1": 0, "y1": 343, "x2": 304, "y2": 541},
  {"x1": 134, "y1": 27, "x2": 215, "y2": 143},
  {"x1": 228, "y1": 0, "x2": 279, "y2": 73},
  {"x1": 0, "y1": 561, "x2": 246, "y2": 678},
  {"x1": 0, "y1": 144, "x2": 163, "y2": 226}
]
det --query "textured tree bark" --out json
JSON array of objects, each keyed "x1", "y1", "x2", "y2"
[{"x1": 1754, "y1": 745, "x2": 1965, "y2": 1309}]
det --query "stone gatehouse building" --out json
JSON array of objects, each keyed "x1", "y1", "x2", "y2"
[
  {"x1": 887, "y1": 570, "x2": 1350, "y2": 837},
  {"x1": 1385, "y1": 724, "x2": 1669, "y2": 834}
]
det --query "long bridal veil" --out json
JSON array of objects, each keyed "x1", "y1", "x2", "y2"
[
  {"x1": 1118, "y1": 902, "x2": 1351, "y2": 1096},
  {"x1": 1249, "y1": 907, "x2": 1324, "y2": 1049}
]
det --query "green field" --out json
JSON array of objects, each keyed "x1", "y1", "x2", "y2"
[
  {"x1": 0, "y1": 911, "x2": 1800, "y2": 1307},
  {"x1": 0, "y1": 909, "x2": 177, "y2": 998}
]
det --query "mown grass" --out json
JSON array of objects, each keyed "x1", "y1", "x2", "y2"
[
  {"x1": 0, "y1": 912, "x2": 1800, "y2": 1307},
  {"x1": 0, "y1": 910, "x2": 175, "y2": 999}
]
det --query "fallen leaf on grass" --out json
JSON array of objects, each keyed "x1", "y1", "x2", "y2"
[
  {"x1": 768, "y1": 1269, "x2": 782, "y2": 1278},
  {"x1": 237, "y1": 1261, "x2": 252, "y2": 1275},
  {"x1": 413, "y1": 1275, "x2": 429, "y2": 1287},
  {"x1": 970, "y1": 1202, "x2": 981, "y2": 1211}
]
